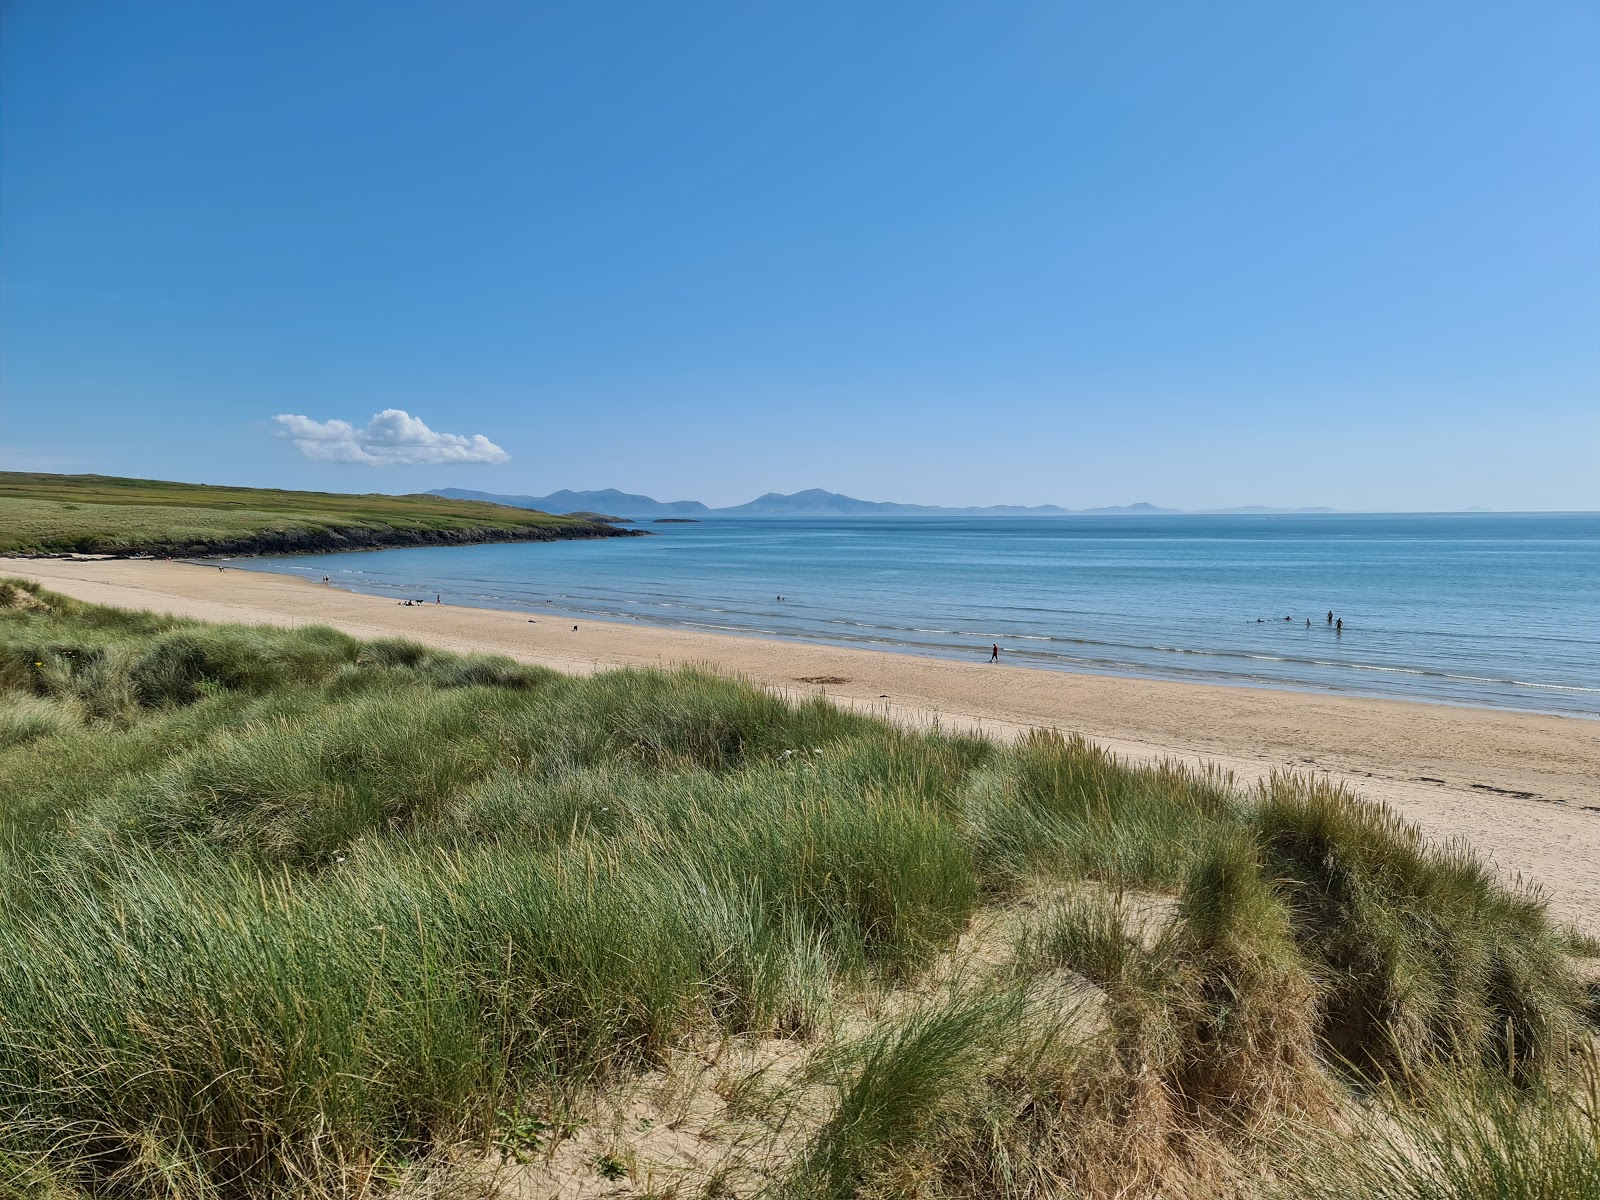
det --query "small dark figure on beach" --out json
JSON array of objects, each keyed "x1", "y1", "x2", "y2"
[
  {"x1": 572, "y1": 625, "x2": 579, "y2": 631},
  {"x1": 322, "y1": 575, "x2": 330, "y2": 584},
  {"x1": 990, "y1": 644, "x2": 999, "y2": 663},
  {"x1": 435, "y1": 594, "x2": 441, "y2": 605}
]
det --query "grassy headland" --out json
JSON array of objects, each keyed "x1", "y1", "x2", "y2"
[
  {"x1": 0, "y1": 577, "x2": 1595, "y2": 1198},
  {"x1": 0, "y1": 472, "x2": 639, "y2": 557}
]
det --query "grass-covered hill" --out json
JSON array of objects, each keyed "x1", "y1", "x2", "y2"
[
  {"x1": 0, "y1": 577, "x2": 1596, "y2": 1199},
  {"x1": 0, "y1": 472, "x2": 639, "y2": 557}
]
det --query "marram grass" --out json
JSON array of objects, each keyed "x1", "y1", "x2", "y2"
[{"x1": 0, "y1": 577, "x2": 1593, "y2": 1198}]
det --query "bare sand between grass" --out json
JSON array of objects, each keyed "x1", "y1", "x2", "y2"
[{"x1": 7, "y1": 556, "x2": 1597, "y2": 935}]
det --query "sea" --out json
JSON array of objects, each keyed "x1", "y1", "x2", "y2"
[{"x1": 237, "y1": 514, "x2": 1600, "y2": 718}]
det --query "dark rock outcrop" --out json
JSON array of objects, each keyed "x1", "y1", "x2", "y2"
[{"x1": 46, "y1": 522, "x2": 646, "y2": 560}]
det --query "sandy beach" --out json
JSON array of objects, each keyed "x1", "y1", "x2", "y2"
[{"x1": 7, "y1": 555, "x2": 1597, "y2": 933}]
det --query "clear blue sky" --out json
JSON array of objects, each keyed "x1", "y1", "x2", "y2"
[{"x1": 3, "y1": 1, "x2": 1596, "y2": 510}]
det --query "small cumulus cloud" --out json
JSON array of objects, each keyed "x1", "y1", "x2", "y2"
[{"x1": 271, "y1": 409, "x2": 509, "y2": 465}]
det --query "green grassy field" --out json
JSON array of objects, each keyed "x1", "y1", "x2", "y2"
[
  {"x1": 0, "y1": 472, "x2": 625, "y2": 556},
  {"x1": 0, "y1": 577, "x2": 1595, "y2": 1199}
]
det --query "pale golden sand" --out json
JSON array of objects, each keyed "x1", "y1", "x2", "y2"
[{"x1": 7, "y1": 556, "x2": 1597, "y2": 933}]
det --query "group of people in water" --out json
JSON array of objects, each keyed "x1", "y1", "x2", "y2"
[
  {"x1": 986, "y1": 609, "x2": 1346, "y2": 664},
  {"x1": 1257, "y1": 609, "x2": 1342, "y2": 631}
]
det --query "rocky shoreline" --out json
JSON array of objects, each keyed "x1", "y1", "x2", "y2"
[{"x1": 23, "y1": 521, "x2": 648, "y2": 561}]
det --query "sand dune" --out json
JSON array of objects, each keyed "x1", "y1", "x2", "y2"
[{"x1": 7, "y1": 555, "x2": 1596, "y2": 933}]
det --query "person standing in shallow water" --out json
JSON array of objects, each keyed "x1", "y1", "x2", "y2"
[
  {"x1": 1336, "y1": 618, "x2": 1343, "y2": 633},
  {"x1": 1327, "y1": 610, "x2": 1334, "y2": 624},
  {"x1": 990, "y1": 643, "x2": 1000, "y2": 663}
]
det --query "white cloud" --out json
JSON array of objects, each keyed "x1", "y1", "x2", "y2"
[{"x1": 271, "y1": 409, "x2": 509, "y2": 465}]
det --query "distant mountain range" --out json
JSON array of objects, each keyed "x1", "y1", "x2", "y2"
[{"x1": 431, "y1": 487, "x2": 1337, "y2": 520}]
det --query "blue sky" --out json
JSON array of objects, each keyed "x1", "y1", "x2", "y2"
[{"x1": 3, "y1": 1, "x2": 1596, "y2": 510}]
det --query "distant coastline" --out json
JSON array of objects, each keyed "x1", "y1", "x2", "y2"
[{"x1": 433, "y1": 485, "x2": 1352, "y2": 521}]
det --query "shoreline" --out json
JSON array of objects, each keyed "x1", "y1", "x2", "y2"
[
  {"x1": 239, "y1": 562, "x2": 1600, "y2": 724},
  {"x1": 6, "y1": 555, "x2": 1597, "y2": 933}
]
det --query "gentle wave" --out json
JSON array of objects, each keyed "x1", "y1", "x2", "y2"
[
  {"x1": 238, "y1": 513, "x2": 1600, "y2": 717},
  {"x1": 503, "y1": 598, "x2": 1600, "y2": 698},
  {"x1": 365, "y1": 586, "x2": 1599, "y2": 701}
]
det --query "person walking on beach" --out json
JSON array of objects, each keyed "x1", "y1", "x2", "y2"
[{"x1": 990, "y1": 643, "x2": 1000, "y2": 663}]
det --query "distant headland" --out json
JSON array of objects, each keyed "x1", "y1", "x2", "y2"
[{"x1": 0, "y1": 473, "x2": 644, "y2": 558}]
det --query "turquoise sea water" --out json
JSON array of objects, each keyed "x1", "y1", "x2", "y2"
[{"x1": 240, "y1": 514, "x2": 1600, "y2": 717}]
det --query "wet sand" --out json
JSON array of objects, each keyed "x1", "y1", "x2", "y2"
[{"x1": 7, "y1": 556, "x2": 1597, "y2": 933}]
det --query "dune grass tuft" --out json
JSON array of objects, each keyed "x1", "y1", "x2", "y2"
[
  {"x1": 1254, "y1": 773, "x2": 1587, "y2": 1082},
  {"x1": 1278, "y1": 1058, "x2": 1600, "y2": 1200}
]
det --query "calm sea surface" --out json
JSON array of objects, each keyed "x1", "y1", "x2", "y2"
[{"x1": 238, "y1": 514, "x2": 1600, "y2": 717}]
